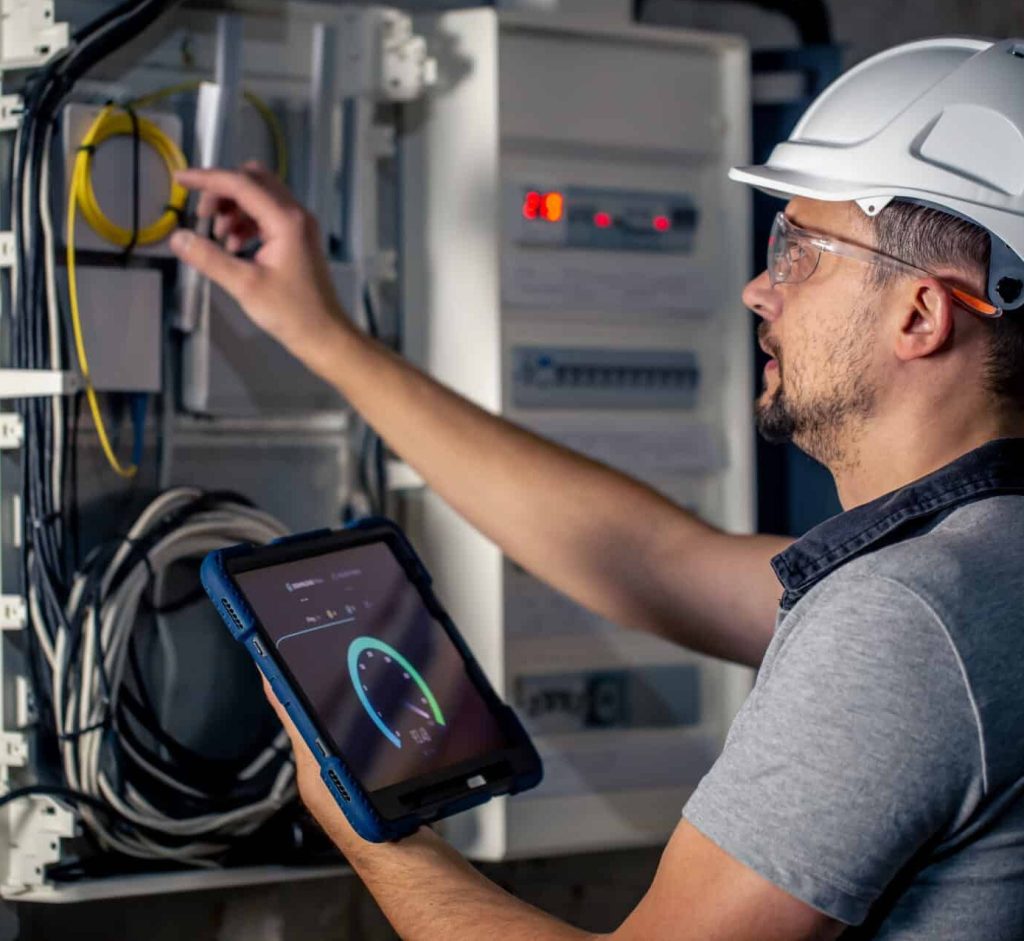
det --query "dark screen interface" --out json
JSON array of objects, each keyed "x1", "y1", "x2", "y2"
[{"x1": 234, "y1": 541, "x2": 510, "y2": 793}]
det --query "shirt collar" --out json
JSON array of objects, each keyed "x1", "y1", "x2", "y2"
[{"x1": 772, "y1": 437, "x2": 1024, "y2": 611}]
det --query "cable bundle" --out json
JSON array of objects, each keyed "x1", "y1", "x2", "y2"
[
  {"x1": 0, "y1": 0, "x2": 317, "y2": 873},
  {"x1": 33, "y1": 488, "x2": 295, "y2": 865},
  {"x1": 9, "y1": 0, "x2": 183, "y2": 817}
]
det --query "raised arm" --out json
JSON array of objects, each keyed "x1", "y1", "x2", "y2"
[{"x1": 171, "y1": 165, "x2": 789, "y2": 668}]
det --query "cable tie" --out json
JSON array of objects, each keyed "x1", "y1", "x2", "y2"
[
  {"x1": 163, "y1": 203, "x2": 187, "y2": 223},
  {"x1": 121, "y1": 104, "x2": 141, "y2": 262},
  {"x1": 58, "y1": 715, "x2": 110, "y2": 741},
  {"x1": 76, "y1": 144, "x2": 97, "y2": 154},
  {"x1": 121, "y1": 536, "x2": 156, "y2": 583}
]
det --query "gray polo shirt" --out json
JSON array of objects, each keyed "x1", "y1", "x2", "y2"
[{"x1": 683, "y1": 438, "x2": 1024, "y2": 938}]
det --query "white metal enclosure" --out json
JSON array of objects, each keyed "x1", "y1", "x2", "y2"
[{"x1": 400, "y1": 8, "x2": 754, "y2": 861}]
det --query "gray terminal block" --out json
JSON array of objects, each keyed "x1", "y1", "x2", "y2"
[
  {"x1": 514, "y1": 664, "x2": 702, "y2": 735},
  {"x1": 73, "y1": 266, "x2": 162, "y2": 392},
  {"x1": 512, "y1": 346, "x2": 700, "y2": 410}
]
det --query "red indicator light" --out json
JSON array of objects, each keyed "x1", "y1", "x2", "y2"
[
  {"x1": 522, "y1": 191, "x2": 542, "y2": 220},
  {"x1": 653, "y1": 215, "x2": 672, "y2": 232},
  {"x1": 593, "y1": 211, "x2": 613, "y2": 229},
  {"x1": 542, "y1": 192, "x2": 564, "y2": 223}
]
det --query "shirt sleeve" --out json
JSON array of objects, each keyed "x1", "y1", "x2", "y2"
[{"x1": 682, "y1": 571, "x2": 984, "y2": 926}]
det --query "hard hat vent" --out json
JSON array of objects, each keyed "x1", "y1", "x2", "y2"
[
  {"x1": 997, "y1": 276, "x2": 1023, "y2": 305},
  {"x1": 918, "y1": 105, "x2": 1024, "y2": 196}
]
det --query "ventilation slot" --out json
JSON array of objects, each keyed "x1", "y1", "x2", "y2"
[
  {"x1": 327, "y1": 768, "x2": 351, "y2": 802},
  {"x1": 221, "y1": 598, "x2": 244, "y2": 632}
]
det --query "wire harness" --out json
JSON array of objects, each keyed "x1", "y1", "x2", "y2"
[
  {"x1": 34, "y1": 488, "x2": 296, "y2": 865},
  {"x1": 9, "y1": 4, "x2": 188, "y2": 847}
]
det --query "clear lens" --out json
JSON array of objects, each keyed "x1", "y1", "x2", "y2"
[{"x1": 767, "y1": 213, "x2": 820, "y2": 286}]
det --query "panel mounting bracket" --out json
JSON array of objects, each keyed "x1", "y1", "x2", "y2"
[
  {"x1": 0, "y1": 414, "x2": 24, "y2": 450},
  {"x1": 0, "y1": 370, "x2": 81, "y2": 399},
  {"x1": 0, "y1": 231, "x2": 14, "y2": 267},
  {"x1": 0, "y1": 597, "x2": 26, "y2": 631},
  {"x1": 0, "y1": 96, "x2": 23, "y2": 131},
  {"x1": 0, "y1": 0, "x2": 70, "y2": 73}
]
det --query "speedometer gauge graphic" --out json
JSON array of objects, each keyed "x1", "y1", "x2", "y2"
[{"x1": 347, "y1": 636, "x2": 446, "y2": 749}]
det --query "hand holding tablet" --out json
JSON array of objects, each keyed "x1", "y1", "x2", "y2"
[{"x1": 201, "y1": 518, "x2": 542, "y2": 843}]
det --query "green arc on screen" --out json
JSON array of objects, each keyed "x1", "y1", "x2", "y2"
[{"x1": 347, "y1": 636, "x2": 446, "y2": 749}]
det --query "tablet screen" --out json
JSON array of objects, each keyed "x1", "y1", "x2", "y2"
[{"x1": 233, "y1": 540, "x2": 511, "y2": 793}]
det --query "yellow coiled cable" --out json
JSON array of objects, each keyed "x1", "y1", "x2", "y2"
[
  {"x1": 131, "y1": 81, "x2": 289, "y2": 180},
  {"x1": 67, "y1": 103, "x2": 189, "y2": 477},
  {"x1": 68, "y1": 88, "x2": 288, "y2": 477}
]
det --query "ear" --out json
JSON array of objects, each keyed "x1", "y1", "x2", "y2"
[{"x1": 893, "y1": 277, "x2": 955, "y2": 362}]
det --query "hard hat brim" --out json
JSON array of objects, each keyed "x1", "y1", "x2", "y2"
[{"x1": 728, "y1": 165, "x2": 891, "y2": 205}]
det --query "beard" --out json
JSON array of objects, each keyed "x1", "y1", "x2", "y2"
[{"x1": 754, "y1": 314, "x2": 877, "y2": 469}]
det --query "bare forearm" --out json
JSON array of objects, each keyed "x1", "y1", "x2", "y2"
[
  {"x1": 297, "y1": 320, "x2": 732, "y2": 652},
  {"x1": 172, "y1": 167, "x2": 781, "y2": 666},
  {"x1": 339, "y1": 827, "x2": 598, "y2": 941}
]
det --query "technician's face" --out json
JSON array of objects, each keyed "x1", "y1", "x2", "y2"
[{"x1": 743, "y1": 197, "x2": 882, "y2": 468}]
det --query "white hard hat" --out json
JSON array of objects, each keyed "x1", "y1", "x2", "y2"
[{"x1": 731, "y1": 37, "x2": 1024, "y2": 311}]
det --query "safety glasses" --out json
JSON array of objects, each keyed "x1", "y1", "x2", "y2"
[{"x1": 767, "y1": 212, "x2": 1001, "y2": 318}]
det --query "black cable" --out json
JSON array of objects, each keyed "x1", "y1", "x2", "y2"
[
  {"x1": 7, "y1": 0, "x2": 307, "y2": 868},
  {"x1": 140, "y1": 580, "x2": 205, "y2": 614},
  {"x1": 122, "y1": 103, "x2": 141, "y2": 261},
  {"x1": 7, "y1": 0, "x2": 183, "y2": 856}
]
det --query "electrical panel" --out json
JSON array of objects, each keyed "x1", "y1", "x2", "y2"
[
  {"x1": 511, "y1": 346, "x2": 700, "y2": 408},
  {"x1": 402, "y1": 10, "x2": 753, "y2": 860},
  {"x1": 0, "y1": 0, "x2": 753, "y2": 906}
]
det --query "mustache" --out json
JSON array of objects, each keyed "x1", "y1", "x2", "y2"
[{"x1": 758, "y1": 324, "x2": 782, "y2": 362}]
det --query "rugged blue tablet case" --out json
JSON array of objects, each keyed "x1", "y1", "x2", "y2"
[{"x1": 200, "y1": 517, "x2": 542, "y2": 843}]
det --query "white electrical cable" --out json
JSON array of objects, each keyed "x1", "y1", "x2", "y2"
[
  {"x1": 39, "y1": 121, "x2": 63, "y2": 510},
  {"x1": 48, "y1": 488, "x2": 296, "y2": 863}
]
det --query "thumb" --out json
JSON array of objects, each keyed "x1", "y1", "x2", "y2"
[{"x1": 170, "y1": 229, "x2": 260, "y2": 300}]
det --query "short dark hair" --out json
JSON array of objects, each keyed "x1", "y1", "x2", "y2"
[{"x1": 871, "y1": 200, "x2": 1024, "y2": 408}]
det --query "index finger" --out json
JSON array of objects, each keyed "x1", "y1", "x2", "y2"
[{"x1": 175, "y1": 167, "x2": 292, "y2": 228}]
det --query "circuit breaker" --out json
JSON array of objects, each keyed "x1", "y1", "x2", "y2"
[{"x1": 401, "y1": 9, "x2": 754, "y2": 860}]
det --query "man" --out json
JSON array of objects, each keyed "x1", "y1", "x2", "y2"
[{"x1": 170, "y1": 36, "x2": 1024, "y2": 940}]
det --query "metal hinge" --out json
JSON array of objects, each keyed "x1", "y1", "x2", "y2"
[
  {"x1": 0, "y1": 596, "x2": 27, "y2": 630},
  {"x1": 0, "y1": 413, "x2": 24, "y2": 450}
]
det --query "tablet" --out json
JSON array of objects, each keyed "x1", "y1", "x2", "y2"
[{"x1": 201, "y1": 518, "x2": 542, "y2": 843}]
